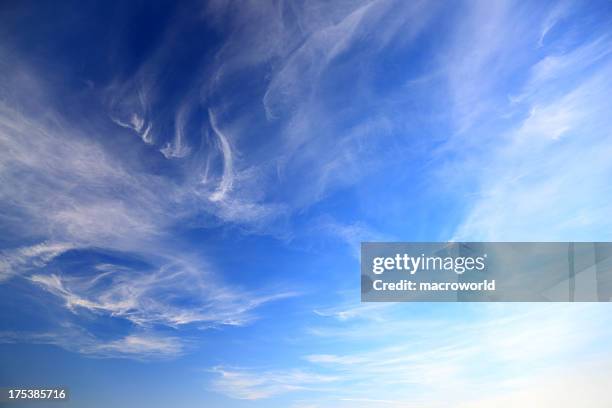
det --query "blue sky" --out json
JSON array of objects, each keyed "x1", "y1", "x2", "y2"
[{"x1": 1, "y1": 0, "x2": 612, "y2": 407}]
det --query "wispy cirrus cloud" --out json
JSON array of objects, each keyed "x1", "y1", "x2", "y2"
[
  {"x1": 452, "y1": 53, "x2": 612, "y2": 241},
  {"x1": 0, "y1": 242, "x2": 75, "y2": 282},
  {"x1": 2, "y1": 0, "x2": 612, "y2": 386},
  {"x1": 0, "y1": 57, "x2": 294, "y2": 357},
  {"x1": 160, "y1": 102, "x2": 192, "y2": 159},
  {"x1": 207, "y1": 108, "x2": 234, "y2": 202},
  {"x1": 0, "y1": 101, "x2": 170, "y2": 249},
  {"x1": 200, "y1": 0, "x2": 438, "y2": 213},
  {"x1": 311, "y1": 217, "x2": 393, "y2": 259},
  {"x1": 210, "y1": 366, "x2": 339, "y2": 400},
  {"x1": 538, "y1": 0, "x2": 573, "y2": 47},
  {"x1": 388, "y1": 0, "x2": 612, "y2": 242},
  {"x1": 209, "y1": 303, "x2": 612, "y2": 406},
  {"x1": 28, "y1": 260, "x2": 295, "y2": 329},
  {"x1": 0, "y1": 327, "x2": 185, "y2": 360}
]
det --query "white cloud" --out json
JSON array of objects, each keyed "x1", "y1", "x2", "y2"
[
  {"x1": 160, "y1": 102, "x2": 192, "y2": 159},
  {"x1": 0, "y1": 242, "x2": 74, "y2": 282},
  {"x1": 210, "y1": 366, "x2": 339, "y2": 400},
  {"x1": 453, "y1": 63, "x2": 612, "y2": 241},
  {"x1": 202, "y1": 0, "x2": 435, "y2": 214},
  {"x1": 209, "y1": 304, "x2": 612, "y2": 406},
  {"x1": 28, "y1": 259, "x2": 295, "y2": 329},
  {"x1": 111, "y1": 112, "x2": 154, "y2": 144},
  {"x1": 0, "y1": 100, "x2": 170, "y2": 248},
  {"x1": 208, "y1": 109, "x2": 234, "y2": 201},
  {"x1": 443, "y1": 0, "x2": 519, "y2": 132},
  {"x1": 90, "y1": 333, "x2": 185, "y2": 358},
  {"x1": 538, "y1": 0, "x2": 573, "y2": 47},
  {"x1": 312, "y1": 217, "x2": 392, "y2": 259},
  {"x1": 108, "y1": 80, "x2": 155, "y2": 144},
  {"x1": 434, "y1": 2, "x2": 612, "y2": 242},
  {"x1": 0, "y1": 328, "x2": 185, "y2": 360},
  {"x1": 0, "y1": 70, "x2": 294, "y2": 357}
]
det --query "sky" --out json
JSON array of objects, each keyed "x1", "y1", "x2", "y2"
[{"x1": 1, "y1": 0, "x2": 612, "y2": 407}]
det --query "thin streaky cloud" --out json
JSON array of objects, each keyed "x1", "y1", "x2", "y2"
[{"x1": 208, "y1": 108, "x2": 234, "y2": 202}]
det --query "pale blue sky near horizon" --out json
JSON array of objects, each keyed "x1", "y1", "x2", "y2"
[{"x1": 1, "y1": 1, "x2": 612, "y2": 407}]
